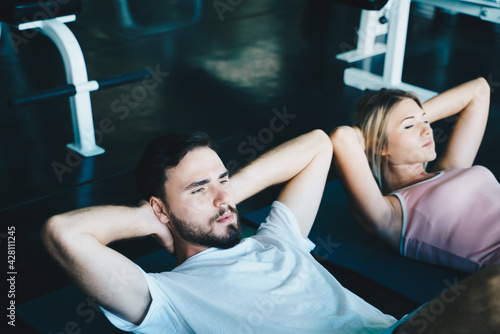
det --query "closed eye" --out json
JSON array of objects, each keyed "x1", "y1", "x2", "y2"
[{"x1": 405, "y1": 125, "x2": 414, "y2": 129}]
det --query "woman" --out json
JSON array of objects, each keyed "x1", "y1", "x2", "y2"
[{"x1": 330, "y1": 77, "x2": 500, "y2": 273}]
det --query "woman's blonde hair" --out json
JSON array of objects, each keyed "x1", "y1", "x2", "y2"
[{"x1": 353, "y1": 89, "x2": 422, "y2": 194}]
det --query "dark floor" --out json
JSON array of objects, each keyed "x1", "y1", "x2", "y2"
[{"x1": 1, "y1": 0, "x2": 500, "y2": 333}]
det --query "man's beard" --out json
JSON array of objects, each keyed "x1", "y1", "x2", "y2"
[{"x1": 169, "y1": 205, "x2": 241, "y2": 249}]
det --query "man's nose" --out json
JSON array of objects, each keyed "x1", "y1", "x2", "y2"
[{"x1": 213, "y1": 187, "x2": 229, "y2": 208}]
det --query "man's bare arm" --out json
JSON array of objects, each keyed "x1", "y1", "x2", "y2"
[
  {"x1": 41, "y1": 202, "x2": 173, "y2": 325},
  {"x1": 231, "y1": 129, "x2": 333, "y2": 237}
]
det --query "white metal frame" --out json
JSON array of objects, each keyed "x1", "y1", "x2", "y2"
[
  {"x1": 17, "y1": 15, "x2": 105, "y2": 157},
  {"x1": 336, "y1": 0, "x2": 500, "y2": 101}
]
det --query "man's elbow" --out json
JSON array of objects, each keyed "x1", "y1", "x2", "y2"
[
  {"x1": 41, "y1": 215, "x2": 69, "y2": 253},
  {"x1": 309, "y1": 129, "x2": 333, "y2": 155},
  {"x1": 476, "y1": 77, "x2": 490, "y2": 93}
]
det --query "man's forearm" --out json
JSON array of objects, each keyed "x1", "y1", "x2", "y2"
[
  {"x1": 44, "y1": 205, "x2": 159, "y2": 246},
  {"x1": 230, "y1": 129, "x2": 332, "y2": 204},
  {"x1": 42, "y1": 203, "x2": 170, "y2": 271}
]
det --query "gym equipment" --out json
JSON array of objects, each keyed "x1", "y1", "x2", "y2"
[
  {"x1": 8, "y1": 69, "x2": 151, "y2": 108},
  {"x1": 114, "y1": 0, "x2": 202, "y2": 36},
  {"x1": 336, "y1": 0, "x2": 500, "y2": 101},
  {"x1": 17, "y1": 248, "x2": 178, "y2": 334},
  {"x1": 0, "y1": 0, "x2": 81, "y2": 25},
  {"x1": 334, "y1": 0, "x2": 389, "y2": 10},
  {"x1": 1, "y1": 1, "x2": 120, "y2": 157}
]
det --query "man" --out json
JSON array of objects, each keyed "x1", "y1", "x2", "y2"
[{"x1": 43, "y1": 130, "x2": 500, "y2": 333}]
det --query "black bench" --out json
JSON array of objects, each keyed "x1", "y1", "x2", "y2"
[
  {"x1": 335, "y1": 0, "x2": 389, "y2": 11},
  {"x1": 0, "y1": 0, "x2": 82, "y2": 25}
]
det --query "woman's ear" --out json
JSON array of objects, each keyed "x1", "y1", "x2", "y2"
[
  {"x1": 366, "y1": 137, "x2": 387, "y2": 157},
  {"x1": 149, "y1": 197, "x2": 170, "y2": 225},
  {"x1": 373, "y1": 138, "x2": 388, "y2": 157},
  {"x1": 379, "y1": 145, "x2": 388, "y2": 156}
]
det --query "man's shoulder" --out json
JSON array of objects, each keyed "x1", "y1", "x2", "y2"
[
  {"x1": 259, "y1": 201, "x2": 297, "y2": 228},
  {"x1": 255, "y1": 201, "x2": 315, "y2": 252}
]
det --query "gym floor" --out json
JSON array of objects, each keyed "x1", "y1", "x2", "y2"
[{"x1": 1, "y1": 0, "x2": 500, "y2": 332}]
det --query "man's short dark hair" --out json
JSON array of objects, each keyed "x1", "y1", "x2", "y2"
[{"x1": 134, "y1": 132, "x2": 216, "y2": 203}]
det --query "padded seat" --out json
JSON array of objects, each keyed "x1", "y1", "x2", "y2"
[{"x1": 0, "y1": 0, "x2": 82, "y2": 25}]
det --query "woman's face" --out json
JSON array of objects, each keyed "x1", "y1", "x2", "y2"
[{"x1": 384, "y1": 98, "x2": 436, "y2": 166}]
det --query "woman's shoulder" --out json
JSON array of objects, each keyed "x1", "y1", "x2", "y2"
[{"x1": 438, "y1": 165, "x2": 493, "y2": 177}]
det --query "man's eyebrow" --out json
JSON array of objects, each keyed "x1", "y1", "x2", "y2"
[
  {"x1": 185, "y1": 179, "x2": 209, "y2": 191},
  {"x1": 184, "y1": 170, "x2": 229, "y2": 191}
]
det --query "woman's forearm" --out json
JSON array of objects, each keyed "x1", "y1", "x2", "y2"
[
  {"x1": 424, "y1": 77, "x2": 490, "y2": 123},
  {"x1": 424, "y1": 78, "x2": 490, "y2": 170}
]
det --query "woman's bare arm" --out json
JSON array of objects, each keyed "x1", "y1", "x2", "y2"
[
  {"x1": 330, "y1": 126, "x2": 401, "y2": 249},
  {"x1": 423, "y1": 77, "x2": 490, "y2": 170}
]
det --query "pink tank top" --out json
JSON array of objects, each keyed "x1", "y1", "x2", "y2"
[{"x1": 392, "y1": 166, "x2": 500, "y2": 273}]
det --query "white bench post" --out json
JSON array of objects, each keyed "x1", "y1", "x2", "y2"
[{"x1": 18, "y1": 15, "x2": 105, "y2": 157}]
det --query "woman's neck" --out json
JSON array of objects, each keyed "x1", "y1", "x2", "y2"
[{"x1": 385, "y1": 163, "x2": 433, "y2": 193}]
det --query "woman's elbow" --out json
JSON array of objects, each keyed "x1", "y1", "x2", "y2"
[
  {"x1": 329, "y1": 125, "x2": 351, "y2": 138},
  {"x1": 329, "y1": 126, "x2": 359, "y2": 150}
]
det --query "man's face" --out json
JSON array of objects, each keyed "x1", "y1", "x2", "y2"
[{"x1": 164, "y1": 147, "x2": 241, "y2": 249}]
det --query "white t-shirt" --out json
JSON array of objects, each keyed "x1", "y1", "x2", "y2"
[{"x1": 101, "y1": 201, "x2": 398, "y2": 333}]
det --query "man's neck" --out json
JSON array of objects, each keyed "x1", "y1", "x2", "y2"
[{"x1": 175, "y1": 242, "x2": 209, "y2": 266}]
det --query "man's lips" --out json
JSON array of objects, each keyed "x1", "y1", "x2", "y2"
[{"x1": 216, "y1": 212, "x2": 234, "y2": 223}]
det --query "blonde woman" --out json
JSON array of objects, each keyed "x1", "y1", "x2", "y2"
[{"x1": 330, "y1": 77, "x2": 500, "y2": 273}]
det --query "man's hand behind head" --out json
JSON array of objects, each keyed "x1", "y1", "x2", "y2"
[{"x1": 139, "y1": 201, "x2": 175, "y2": 255}]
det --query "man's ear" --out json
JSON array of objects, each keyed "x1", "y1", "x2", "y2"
[{"x1": 149, "y1": 196, "x2": 170, "y2": 225}]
